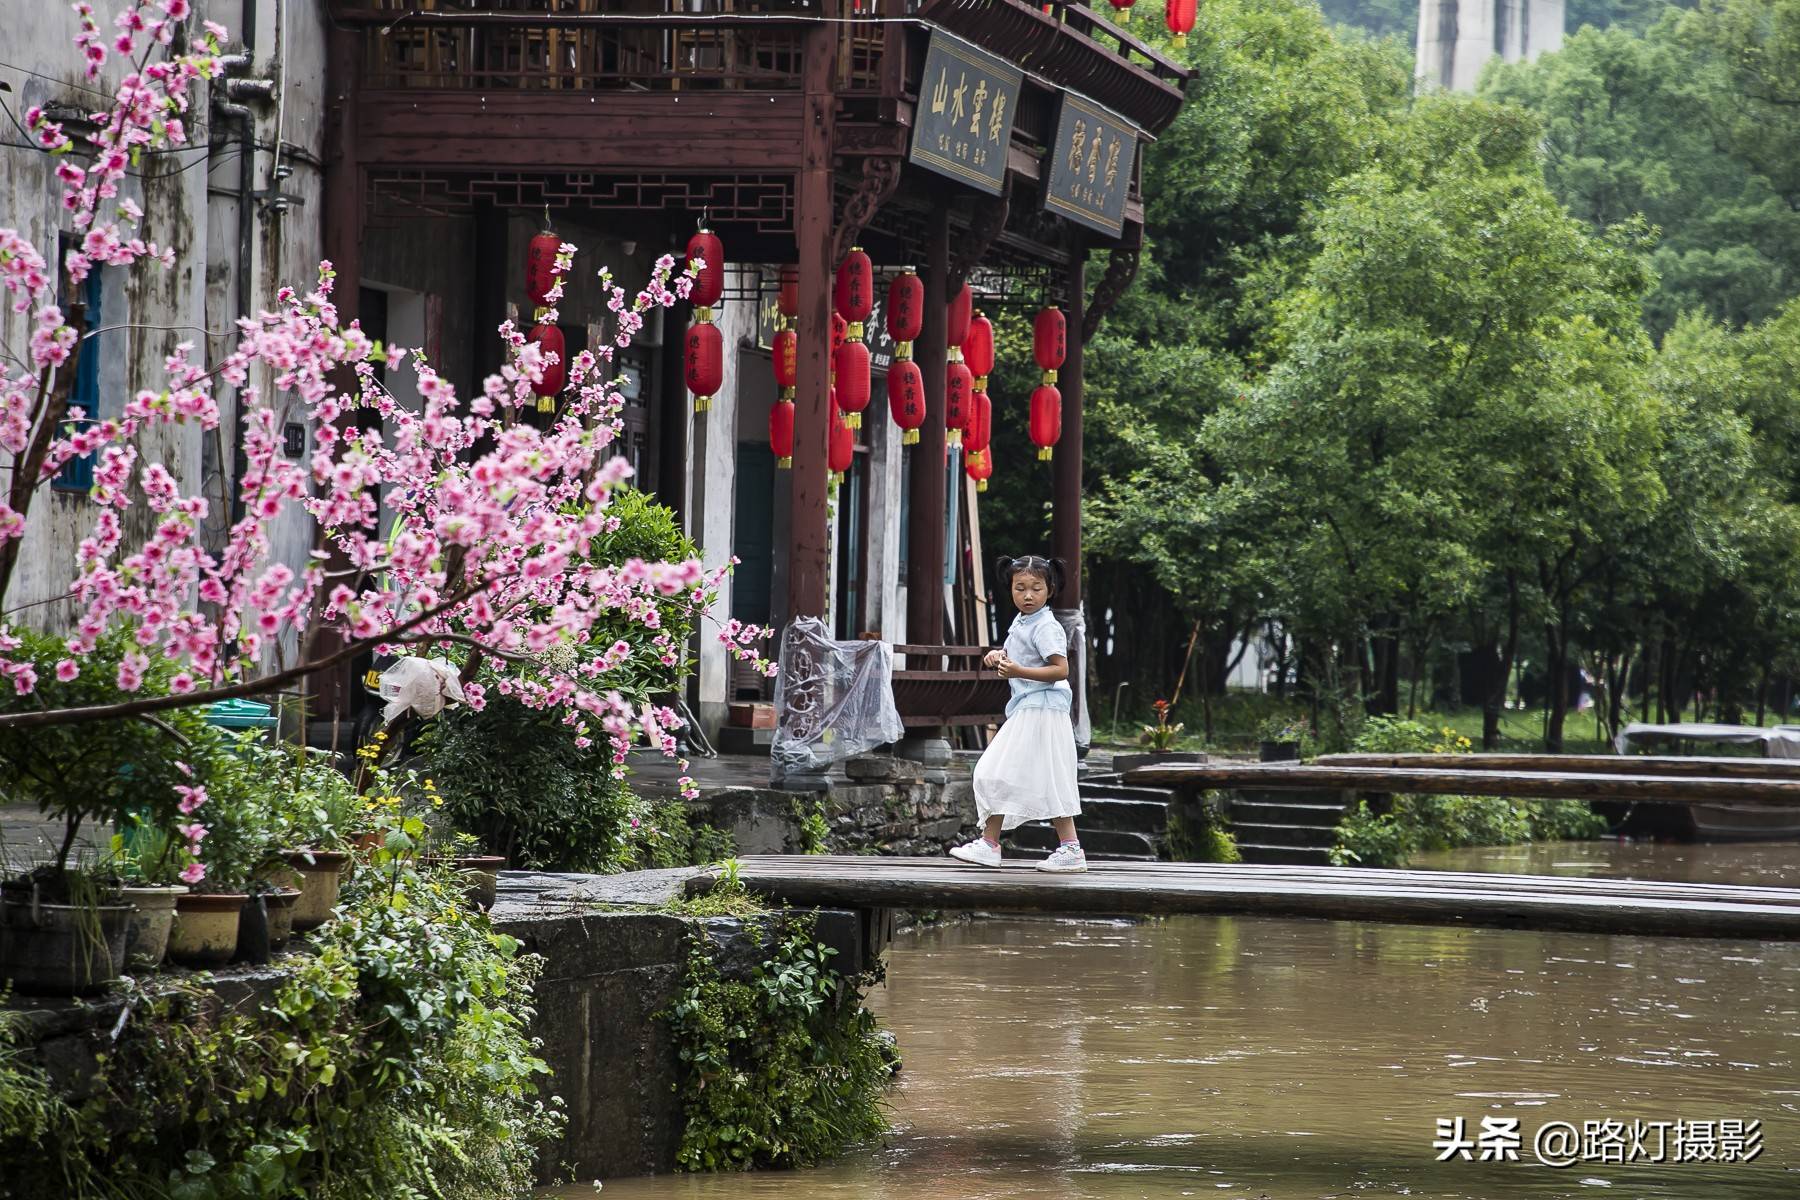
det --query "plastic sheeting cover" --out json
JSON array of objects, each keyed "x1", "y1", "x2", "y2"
[
  {"x1": 770, "y1": 617, "x2": 905, "y2": 784},
  {"x1": 1616, "y1": 722, "x2": 1800, "y2": 759}
]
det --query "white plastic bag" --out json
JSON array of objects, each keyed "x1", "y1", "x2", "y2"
[{"x1": 377, "y1": 656, "x2": 467, "y2": 722}]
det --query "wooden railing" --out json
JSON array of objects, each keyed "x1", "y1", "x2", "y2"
[{"x1": 333, "y1": 1, "x2": 907, "y2": 96}]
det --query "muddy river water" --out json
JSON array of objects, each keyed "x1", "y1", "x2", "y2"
[{"x1": 556, "y1": 841, "x2": 1800, "y2": 1199}]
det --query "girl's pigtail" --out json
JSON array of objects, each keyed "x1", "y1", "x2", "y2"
[
  {"x1": 993, "y1": 556, "x2": 1017, "y2": 589},
  {"x1": 1047, "y1": 557, "x2": 1068, "y2": 602}
]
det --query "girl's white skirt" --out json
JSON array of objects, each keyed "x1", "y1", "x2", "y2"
[{"x1": 972, "y1": 706, "x2": 1082, "y2": 831}]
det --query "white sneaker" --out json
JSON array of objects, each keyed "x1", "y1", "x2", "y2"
[
  {"x1": 1037, "y1": 843, "x2": 1088, "y2": 874},
  {"x1": 948, "y1": 838, "x2": 1003, "y2": 868}
]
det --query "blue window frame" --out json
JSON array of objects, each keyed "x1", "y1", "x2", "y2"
[{"x1": 52, "y1": 266, "x2": 102, "y2": 493}]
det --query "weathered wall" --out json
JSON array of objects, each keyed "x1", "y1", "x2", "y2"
[
  {"x1": 492, "y1": 871, "x2": 879, "y2": 1181},
  {"x1": 2, "y1": 2, "x2": 328, "y2": 657},
  {"x1": 6, "y1": 872, "x2": 880, "y2": 1186},
  {"x1": 691, "y1": 757, "x2": 979, "y2": 858}
]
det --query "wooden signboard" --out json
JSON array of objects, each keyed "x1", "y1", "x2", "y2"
[
  {"x1": 907, "y1": 31, "x2": 1022, "y2": 196},
  {"x1": 1043, "y1": 93, "x2": 1139, "y2": 238}
]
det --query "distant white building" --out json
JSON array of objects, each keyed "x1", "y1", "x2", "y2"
[{"x1": 1416, "y1": 0, "x2": 1565, "y2": 92}]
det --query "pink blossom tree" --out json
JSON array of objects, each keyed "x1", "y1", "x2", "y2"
[{"x1": 1, "y1": 2, "x2": 767, "y2": 877}]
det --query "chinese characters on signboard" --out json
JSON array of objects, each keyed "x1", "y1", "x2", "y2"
[
  {"x1": 1044, "y1": 93, "x2": 1139, "y2": 237},
  {"x1": 907, "y1": 31, "x2": 1022, "y2": 196}
]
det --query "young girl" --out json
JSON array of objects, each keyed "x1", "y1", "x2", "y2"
[{"x1": 949, "y1": 555, "x2": 1085, "y2": 873}]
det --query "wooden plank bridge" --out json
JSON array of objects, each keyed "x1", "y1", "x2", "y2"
[
  {"x1": 1120, "y1": 760, "x2": 1800, "y2": 805},
  {"x1": 722, "y1": 855, "x2": 1800, "y2": 942}
]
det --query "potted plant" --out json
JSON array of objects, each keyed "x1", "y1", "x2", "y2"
[
  {"x1": 425, "y1": 832, "x2": 508, "y2": 912},
  {"x1": 0, "y1": 632, "x2": 204, "y2": 994},
  {"x1": 1114, "y1": 699, "x2": 1207, "y2": 775},
  {"x1": 1257, "y1": 715, "x2": 1313, "y2": 762},
  {"x1": 110, "y1": 822, "x2": 190, "y2": 972},
  {"x1": 166, "y1": 728, "x2": 284, "y2": 968},
  {"x1": 197, "y1": 730, "x2": 354, "y2": 937},
  {"x1": 270, "y1": 754, "x2": 361, "y2": 933}
]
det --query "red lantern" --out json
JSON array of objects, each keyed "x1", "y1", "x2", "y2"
[
  {"x1": 773, "y1": 329, "x2": 797, "y2": 395},
  {"x1": 964, "y1": 313, "x2": 995, "y2": 391},
  {"x1": 769, "y1": 398, "x2": 795, "y2": 469},
  {"x1": 835, "y1": 338, "x2": 871, "y2": 429},
  {"x1": 834, "y1": 246, "x2": 874, "y2": 339},
  {"x1": 1033, "y1": 307, "x2": 1067, "y2": 383},
  {"x1": 945, "y1": 360, "x2": 973, "y2": 447},
  {"x1": 526, "y1": 323, "x2": 565, "y2": 411},
  {"x1": 685, "y1": 320, "x2": 723, "y2": 413},
  {"x1": 687, "y1": 228, "x2": 724, "y2": 314},
  {"x1": 966, "y1": 446, "x2": 993, "y2": 493},
  {"x1": 887, "y1": 268, "x2": 923, "y2": 359},
  {"x1": 526, "y1": 228, "x2": 562, "y2": 310},
  {"x1": 777, "y1": 265, "x2": 799, "y2": 320},
  {"x1": 888, "y1": 359, "x2": 926, "y2": 445},
  {"x1": 947, "y1": 284, "x2": 973, "y2": 349},
  {"x1": 966, "y1": 389, "x2": 992, "y2": 455},
  {"x1": 1165, "y1": 0, "x2": 1196, "y2": 46},
  {"x1": 1030, "y1": 383, "x2": 1062, "y2": 460},
  {"x1": 829, "y1": 389, "x2": 854, "y2": 484},
  {"x1": 1109, "y1": 0, "x2": 1136, "y2": 21}
]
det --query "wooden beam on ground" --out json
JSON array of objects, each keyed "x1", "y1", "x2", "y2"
[
  {"x1": 1122, "y1": 762, "x2": 1800, "y2": 806},
  {"x1": 1319, "y1": 752, "x2": 1800, "y2": 779},
  {"x1": 718, "y1": 856, "x2": 1800, "y2": 942}
]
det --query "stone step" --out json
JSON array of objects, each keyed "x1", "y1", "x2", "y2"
[
  {"x1": 1231, "y1": 801, "x2": 1349, "y2": 828},
  {"x1": 1072, "y1": 795, "x2": 1169, "y2": 834},
  {"x1": 1231, "y1": 820, "x2": 1339, "y2": 849},
  {"x1": 1235, "y1": 842, "x2": 1337, "y2": 866},
  {"x1": 1008, "y1": 824, "x2": 1162, "y2": 859},
  {"x1": 1077, "y1": 782, "x2": 1178, "y2": 804}
]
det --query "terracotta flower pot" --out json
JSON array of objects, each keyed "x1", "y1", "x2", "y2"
[
  {"x1": 0, "y1": 891, "x2": 133, "y2": 996},
  {"x1": 121, "y1": 884, "x2": 188, "y2": 971},
  {"x1": 279, "y1": 849, "x2": 351, "y2": 932},
  {"x1": 168, "y1": 892, "x2": 247, "y2": 967}
]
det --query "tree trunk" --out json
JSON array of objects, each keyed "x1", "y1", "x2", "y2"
[
  {"x1": 1544, "y1": 618, "x2": 1571, "y2": 753},
  {"x1": 1606, "y1": 649, "x2": 1629, "y2": 743},
  {"x1": 1484, "y1": 573, "x2": 1523, "y2": 751}
]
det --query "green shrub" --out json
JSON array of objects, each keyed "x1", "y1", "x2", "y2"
[
  {"x1": 0, "y1": 861, "x2": 563, "y2": 1199},
  {"x1": 1329, "y1": 800, "x2": 1414, "y2": 867},
  {"x1": 666, "y1": 917, "x2": 893, "y2": 1170},
  {"x1": 1523, "y1": 798, "x2": 1611, "y2": 841},
  {"x1": 1168, "y1": 793, "x2": 1242, "y2": 863},
  {"x1": 417, "y1": 697, "x2": 730, "y2": 872},
  {"x1": 0, "y1": 629, "x2": 211, "y2": 879}
]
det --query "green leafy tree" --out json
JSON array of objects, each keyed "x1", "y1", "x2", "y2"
[{"x1": 1484, "y1": 19, "x2": 1800, "y2": 334}]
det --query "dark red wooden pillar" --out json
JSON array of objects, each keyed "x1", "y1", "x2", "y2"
[
  {"x1": 313, "y1": 23, "x2": 364, "y2": 731},
  {"x1": 786, "y1": 7, "x2": 837, "y2": 621},
  {"x1": 905, "y1": 204, "x2": 951, "y2": 645},
  {"x1": 1051, "y1": 248, "x2": 1084, "y2": 605}
]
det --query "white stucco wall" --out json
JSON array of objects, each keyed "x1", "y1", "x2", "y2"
[
  {"x1": 691, "y1": 268, "x2": 756, "y2": 733},
  {"x1": 1417, "y1": 0, "x2": 1565, "y2": 93}
]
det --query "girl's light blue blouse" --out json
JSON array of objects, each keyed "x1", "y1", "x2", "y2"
[{"x1": 1003, "y1": 607, "x2": 1072, "y2": 717}]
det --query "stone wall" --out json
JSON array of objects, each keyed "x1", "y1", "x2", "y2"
[
  {"x1": 491, "y1": 869, "x2": 879, "y2": 1181},
  {"x1": 2, "y1": 869, "x2": 878, "y2": 1186},
  {"x1": 689, "y1": 755, "x2": 979, "y2": 859}
]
